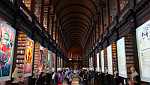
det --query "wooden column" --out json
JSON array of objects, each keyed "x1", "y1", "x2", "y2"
[
  {"x1": 94, "y1": 18, "x2": 96, "y2": 45},
  {"x1": 98, "y1": 14, "x2": 101, "y2": 40},
  {"x1": 56, "y1": 23, "x2": 59, "y2": 44},
  {"x1": 101, "y1": 7, "x2": 104, "y2": 37},
  {"x1": 55, "y1": 51, "x2": 57, "y2": 72},
  {"x1": 97, "y1": 3, "x2": 101, "y2": 40},
  {"x1": 51, "y1": 16, "x2": 54, "y2": 39},
  {"x1": 116, "y1": 0, "x2": 121, "y2": 14},
  {"x1": 55, "y1": 20, "x2": 57, "y2": 43},
  {"x1": 107, "y1": 0, "x2": 111, "y2": 26},
  {"x1": 40, "y1": 0, "x2": 44, "y2": 24},
  {"x1": 47, "y1": 0, "x2": 51, "y2": 32},
  {"x1": 31, "y1": 0, "x2": 35, "y2": 13},
  {"x1": 92, "y1": 30, "x2": 94, "y2": 47},
  {"x1": 58, "y1": 26, "x2": 61, "y2": 48}
]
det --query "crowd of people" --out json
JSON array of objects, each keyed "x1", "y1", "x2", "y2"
[
  {"x1": 34, "y1": 68, "x2": 96, "y2": 85},
  {"x1": 34, "y1": 68, "x2": 74, "y2": 85},
  {"x1": 50, "y1": 68, "x2": 96, "y2": 85},
  {"x1": 33, "y1": 66, "x2": 148, "y2": 85},
  {"x1": 51, "y1": 68, "x2": 73, "y2": 85}
]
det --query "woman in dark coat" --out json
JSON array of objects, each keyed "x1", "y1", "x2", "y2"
[{"x1": 36, "y1": 72, "x2": 45, "y2": 85}]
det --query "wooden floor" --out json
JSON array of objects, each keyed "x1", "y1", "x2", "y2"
[{"x1": 71, "y1": 77, "x2": 80, "y2": 85}]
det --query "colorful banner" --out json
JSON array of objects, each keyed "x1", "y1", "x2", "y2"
[
  {"x1": 47, "y1": 50, "x2": 51, "y2": 66},
  {"x1": 38, "y1": 46, "x2": 44, "y2": 73},
  {"x1": 38, "y1": 46, "x2": 48, "y2": 73},
  {"x1": 24, "y1": 37, "x2": 34, "y2": 77},
  {"x1": 136, "y1": 20, "x2": 150, "y2": 82},
  {"x1": 107, "y1": 45, "x2": 113, "y2": 75},
  {"x1": 96, "y1": 53, "x2": 100, "y2": 72},
  {"x1": 46, "y1": 50, "x2": 52, "y2": 73},
  {"x1": 101, "y1": 50, "x2": 104, "y2": 73},
  {"x1": 0, "y1": 21, "x2": 16, "y2": 80},
  {"x1": 117, "y1": 37, "x2": 127, "y2": 78}
]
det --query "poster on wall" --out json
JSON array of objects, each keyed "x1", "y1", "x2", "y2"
[
  {"x1": 107, "y1": 45, "x2": 113, "y2": 75},
  {"x1": 0, "y1": 21, "x2": 16, "y2": 80},
  {"x1": 136, "y1": 20, "x2": 150, "y2": 82},
  {"x1": 96, "y1": 53, "x2": 100, "y2": 72},
  {"x1": 101, "y1": 50, "x2": 104, "y2": 73},
  {"x1": 117, "y1": 37, "x2": 127, "y2": 78},
  {"x1": 24, "y1": 37, "x2": 34, "y2": 77},
  {"x1": 38, "y1": 46, "x2": 45, "y2": 73}
]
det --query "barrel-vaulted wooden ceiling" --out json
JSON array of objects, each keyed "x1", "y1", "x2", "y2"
[{"x1": 54, "y1": 0, "x2": 97, "y2": 49}]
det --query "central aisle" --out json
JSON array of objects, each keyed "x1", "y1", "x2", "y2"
[
  {"x1": 71, "y1": 74, "x2": 80, "y2": 85},
  {"x1": 62, "y1": 74, "x2": 80, "y2": 85}
]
